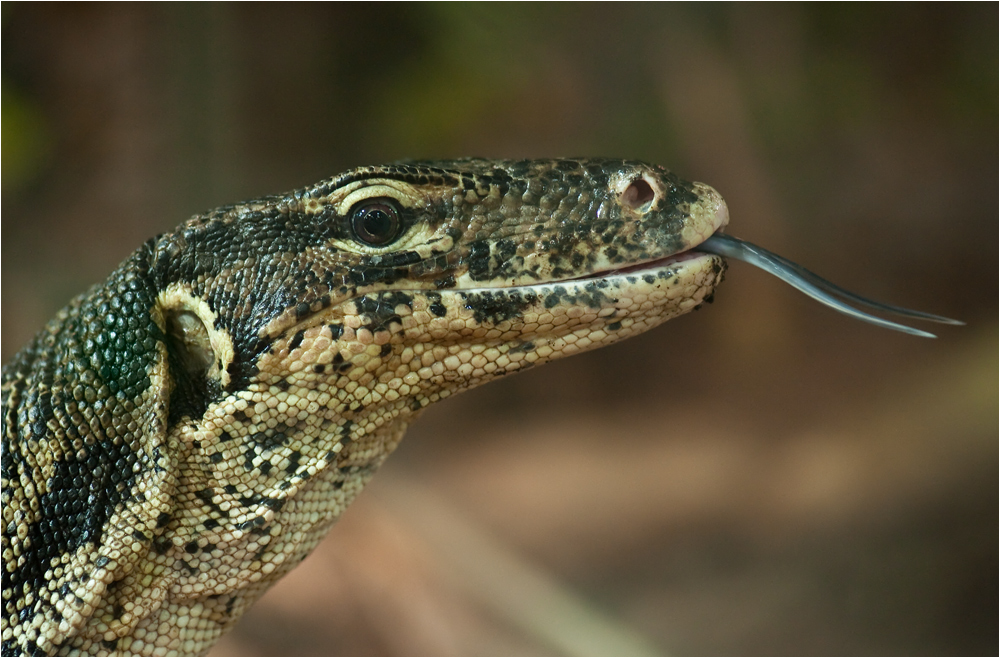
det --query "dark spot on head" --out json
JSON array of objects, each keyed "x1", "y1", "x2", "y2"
[{"x1": 461, "y1": 290, "x2": 535, "y2": 324}]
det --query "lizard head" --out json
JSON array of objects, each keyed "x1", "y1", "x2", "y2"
[
  {"x1": 154, "y1": 158, "x2": 729, "y2": 433},
  {"x1": 264, "y1": 158, "x2": 728, "y2": 415}
]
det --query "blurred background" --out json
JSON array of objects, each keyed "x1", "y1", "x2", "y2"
[{"x1": 2, "y1": 4, "x2": 996, "y2": 655}]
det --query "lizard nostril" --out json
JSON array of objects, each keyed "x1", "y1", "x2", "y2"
[{"x1": 621, "y1": 178, "x2": 655, "y2": 211}]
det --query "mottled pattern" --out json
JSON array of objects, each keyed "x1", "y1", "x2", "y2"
[{"x1": 2, "y1": 159, "x2": 728, "y2": 655}]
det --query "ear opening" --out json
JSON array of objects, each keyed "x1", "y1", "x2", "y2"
[
  {"x1": 163, "y1": 309, "x2": 222, "y2": 422},
  {"x1": 166, "y1": 311, "x2": 216, "y2": 376},
  {"x1": 621, "y1": 178, "x2": 656, "y2": 211}
]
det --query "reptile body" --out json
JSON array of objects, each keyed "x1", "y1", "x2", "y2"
[{"x1": 2, "y1": 159, "x2": 728, "y2": 655}]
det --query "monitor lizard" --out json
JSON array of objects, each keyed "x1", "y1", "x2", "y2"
[{"x1": 1, "y1": 158, "x2": 954, "y2": 655}]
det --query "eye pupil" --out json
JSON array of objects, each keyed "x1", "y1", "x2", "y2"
[
  {"x1": 363, "y1": 208, "x2": 392, "y2": 235},
  {"x1": 351, "y1": 200, "x2": 401, "y2": 245}
]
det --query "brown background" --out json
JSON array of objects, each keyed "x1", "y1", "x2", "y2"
[{"x1": 3, "y1": 4, "x2": 996, "y2": 655}]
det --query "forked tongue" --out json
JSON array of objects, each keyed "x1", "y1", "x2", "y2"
[{"x1": 697, "y1": 234, "x2": 963, "y2": 338}]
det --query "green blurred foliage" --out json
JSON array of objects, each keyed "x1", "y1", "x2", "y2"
[{"x1": 2, "y1": 82, "x2": 52, "y2": 194}]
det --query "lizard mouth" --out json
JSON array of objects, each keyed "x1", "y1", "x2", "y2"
[
  {"x1": 553, "y1": 250, "x2": 717, "y2": 290},
  {"x1": 592, "y1": 249, "x2": 711, "y2": 278}
]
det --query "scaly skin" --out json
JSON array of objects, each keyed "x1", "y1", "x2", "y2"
[{"x1": 2, "y1": 159, "x2": 728, "y2": 655}]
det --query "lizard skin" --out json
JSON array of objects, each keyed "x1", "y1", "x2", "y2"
[{"x1": 2, "y1": 158, "x2": 728, "y2": 655}]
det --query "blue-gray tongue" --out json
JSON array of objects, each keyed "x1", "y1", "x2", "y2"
[{"x1": 697, "y1": 233, "x2": 963, "y2": 338}]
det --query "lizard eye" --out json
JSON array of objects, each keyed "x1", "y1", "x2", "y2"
[{"x1": 350, "y1": 198, "x2": 403, "y2": 246}]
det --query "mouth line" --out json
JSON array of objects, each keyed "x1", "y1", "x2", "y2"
[
  {"x1": 432, "y1": 249, "x2": 716, "y2": 301},
  {"x1": 557, "y1": 245, "x2": 713, "y2": 285},
  {"x1": 597, "y1": 249, "x2": 709, "y2": 277}
]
